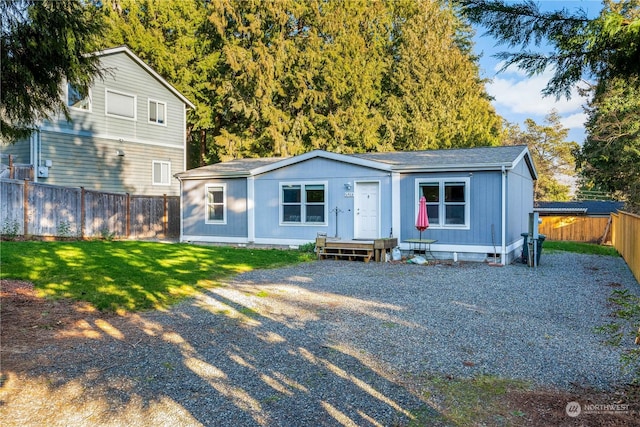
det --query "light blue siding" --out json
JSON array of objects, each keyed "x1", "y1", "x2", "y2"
[
  {"x1": 182, "y1": 178, "x2": 248, "y2": 237},
  {"x1": 399, "y1": 171, "x2": 502, "y2": 246},
  {"x1": 506, "y1": 158, "x2": 535, "y2": 244},
  {"x1": 254, "y1": 158, "x2": 392, "y2": 241}
]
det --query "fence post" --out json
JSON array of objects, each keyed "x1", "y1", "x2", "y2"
[
  {"x1": 9, "y1": 154, "x2": 14, "y2": 179},
  {"x1": 163, "y1": 194, "x2": 168, "y2": 237},
  {"x1": 80, "y1": 187, "x2": 86, "y2": 239},
  {"x1": 126, "y1": 193, "x2": 131, "y2": 238},
  {"x1": 23, "y1": 179, "x2": 29, "y2": 237}
]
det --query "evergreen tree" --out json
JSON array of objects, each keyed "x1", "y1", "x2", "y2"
[
  {"x1": 1, "y1": 0, "x2": 104, "y2": 142},
  {"x1": 460, "y1": 0, "x2": 640, "y2": 98},
  {"x1": 577, "y1": 77, "x2": 640, "y2": 212},
  {"x1": 99, "y1": 0, "x2": 213, "y2": 166},
  {"x1": 101, "y1": 0, "x2": 503, "y2": 163}
]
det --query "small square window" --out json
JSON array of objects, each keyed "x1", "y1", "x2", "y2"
[
  {"x1": 153, "y1": 161, "x2": 171, "y2": 186},
  {"x1": 149, "y1": 100, "x2": 166, "y2": 125},
  {"x1": 205, "y1": 185, "x2": 226, "y2": 223},
  {"x1": 67, "y1": 83, "x2": 91, "y2": 111}
]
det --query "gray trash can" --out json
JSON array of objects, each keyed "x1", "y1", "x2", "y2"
[{"x1": 521, "y1": 232, "x2": 545, "y2": 265}]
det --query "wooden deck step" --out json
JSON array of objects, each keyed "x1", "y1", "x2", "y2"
[{"x1": 318, "y1": 246, "x2": 373, "y2": 263}]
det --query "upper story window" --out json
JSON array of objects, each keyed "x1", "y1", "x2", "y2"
[
  {"x1": 417, "y1": 178, "x2": 470, "y2": 229},
  {"x1": 148, "y1": 99, "x2": 166, "y2": 125},
  {"x1": 281, "y1": 182, "x2": 327, "y2": 224},
  {"x1": 205, "y1": 184, "x2": 226, "y2": 224},
  {"x1": 105, "y1": 89, "x2": 136, "y2": 120},
  {"x1": 67, "y1": 83, "x2": 91, "y2": 111},
  {"x1": 152, "y1": 160, "x2": 171, "y2": 186}
]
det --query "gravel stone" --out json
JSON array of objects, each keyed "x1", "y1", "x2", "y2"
[{"x1": 6, "y1": 252, "x2": 639, "y2": 426}]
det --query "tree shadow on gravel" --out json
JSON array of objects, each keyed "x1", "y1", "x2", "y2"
[{"x1": 0, "y1": 280, "x2": 442, "y2": 426}]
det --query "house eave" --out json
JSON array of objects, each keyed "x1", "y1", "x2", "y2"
[
  {"x1": 174, "y1": 171, "x2": 251, "y2": 180},
  {"x1": 393, "y1": 162, "x2": 517, "y2": 173},
  {"x1": 94, "y1": 46, "x2": 196, "y2": 110},
  {"x1": 249, "y1": 150, "x2": 392, "y2": 176}
]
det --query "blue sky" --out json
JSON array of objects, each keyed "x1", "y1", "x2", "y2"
[{"x1": 471, "y1": 1, "x2": 603, "y2": 143}]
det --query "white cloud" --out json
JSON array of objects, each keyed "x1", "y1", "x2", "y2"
[
  {"x1": 486, "y1": 65, "x2": 588, "y2": 116},
  {"x1": 560, "y1": 112, "x2": 587, "y2": 130}
]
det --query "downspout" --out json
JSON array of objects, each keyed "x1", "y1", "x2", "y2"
[
  {"x1": 30, "y1": 129, "x2": 41, "y2": 182},
  {"x1": 501, "y1": 165, "x2": 507, "y2": 265},
  {"x1": 176, "y1": 176, "x2": 184, "y2": 242},
  {"x1": 247, "y1": 176, "x2": 255, "y2": 243},
  {"x1": 391, "y1": 172, "x2": 401, "y2": 239}
]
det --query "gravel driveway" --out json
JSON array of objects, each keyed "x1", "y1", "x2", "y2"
[{"x1": 2, "y1": 252, "x2": 639, "y2": 426}]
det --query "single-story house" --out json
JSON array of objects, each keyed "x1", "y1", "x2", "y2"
[{"x1": 175, "y1": 145, "x2": 537, "y2": 264}]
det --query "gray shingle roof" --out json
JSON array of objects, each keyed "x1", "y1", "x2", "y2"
[
  {"x1": 175, "y1": 157, "x2": 285, "y2": 178},
  {"x1": 175, "y1": 145, "x2": 533, "y2": 179},
  {"x1": 534, "y1": 201, "x2": 624, "y2": 216},
  {"x1": 352, "y1": 145, "x2": 529, "y2": 170}
]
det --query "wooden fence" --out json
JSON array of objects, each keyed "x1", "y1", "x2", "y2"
[
  {"x1": 611, "y1": 211, "x2": 640, "y2": 284},
  {"x1": 0, "y1": 179, "x2": 179, "y2": 239},
  {"x1": 538, "y1": 215, "x2": 612, "y2": 243}
]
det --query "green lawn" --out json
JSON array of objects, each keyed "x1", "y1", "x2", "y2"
[
  {"x1": 0, "y1": 240, "x2": 313, "y2": 312},
  {"x1": 542, "y1": 240, "x2": 619, "y2": 256}
]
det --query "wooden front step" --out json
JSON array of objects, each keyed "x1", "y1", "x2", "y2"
[
  {"x1": 316, "y1": 237, "x2": 374, "y2": 262},
  {"x1": 319, "y1": 246, "x2": 374, "y2": 262}
]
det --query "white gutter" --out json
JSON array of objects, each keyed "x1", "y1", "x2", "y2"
[{"x1": 501, "y1": 165, "x2": 507, "y2": 265}]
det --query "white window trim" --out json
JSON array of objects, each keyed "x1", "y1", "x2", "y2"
[
  {"x1": 152, "y1": 160, "x2": 172, "y2": 186},
  {"x1": 415, "y1": 177, "x2": 470, "y2": 230},
  {"x1": 279, "y1": 181, "x2": 328, "y2": 226},
  {"x1": 105, "y1": 88, "x2": 137, "y2": 121},
  {"x1": 205, "y1": 183, "x2": 227, "y2": 225},
  {"x1": 66, "y1": 83, "x2": 92, "y2": 112},
  {"x1": 148, "y1": 98, "x2": 167, "y2": 126}
]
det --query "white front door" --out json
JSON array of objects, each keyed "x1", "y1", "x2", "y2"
[{"x1": 354, "y1": 182, "x2": 380, "y2": 239}]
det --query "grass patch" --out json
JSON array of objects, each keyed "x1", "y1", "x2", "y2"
[
  {"x1": 0, "y1": 240, "x2": 313, "y2": 312},
  {"x1": 543, "y1": 240, "x2": 619, "y2": 256},
  {"x1": 411, "y1": 374, "x2": 530, "y2": 426}
]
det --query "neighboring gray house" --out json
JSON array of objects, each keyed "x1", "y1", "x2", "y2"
[
  {"x1": 534, "y1": 200, "x2": 625, "y2": 217},
  {"x1": 0, "y1": 45, "x2": 195, "y2": 196},
  {"x1": 176, "y1": 145, "x2": 537, "y2": 264}
]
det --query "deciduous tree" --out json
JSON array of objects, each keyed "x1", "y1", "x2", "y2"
[{"x1": 504, "y1": 111, "x2": 578, "y2": 201}]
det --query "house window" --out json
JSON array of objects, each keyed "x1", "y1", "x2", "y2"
[
  {"x1": 148, "y1": 100, "x2": 166, "y2": 125},
  {"x1": 106, "y1": 89, "x2": 136, "y2": 120},
  {"x1": 67, "y1": 83, "x2": 91, "y2": 111},
  {"x1": 152, "y1": 161, "x2": 171, "y2": 186},
  {"x1": 417, "y1": 178, "x2": 470, "y2": 228},
  {"x1": 205, "y1": 184, "x2": 226, "y2": 224},
  {"x1": 281, "y1": 183, "x2": 327, "y2": 224}
]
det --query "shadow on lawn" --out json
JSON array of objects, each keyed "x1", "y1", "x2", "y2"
[{"x1": 1, "y1": 241, "x2": 308, "y2": 311}]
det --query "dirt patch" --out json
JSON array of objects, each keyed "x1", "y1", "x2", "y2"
[
  {"x1": 500, "y1": 387, "x2": 639, "y2": 426},
  {"x1": 0, "y1": 279, "x2": 123, "y2": 372}
]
